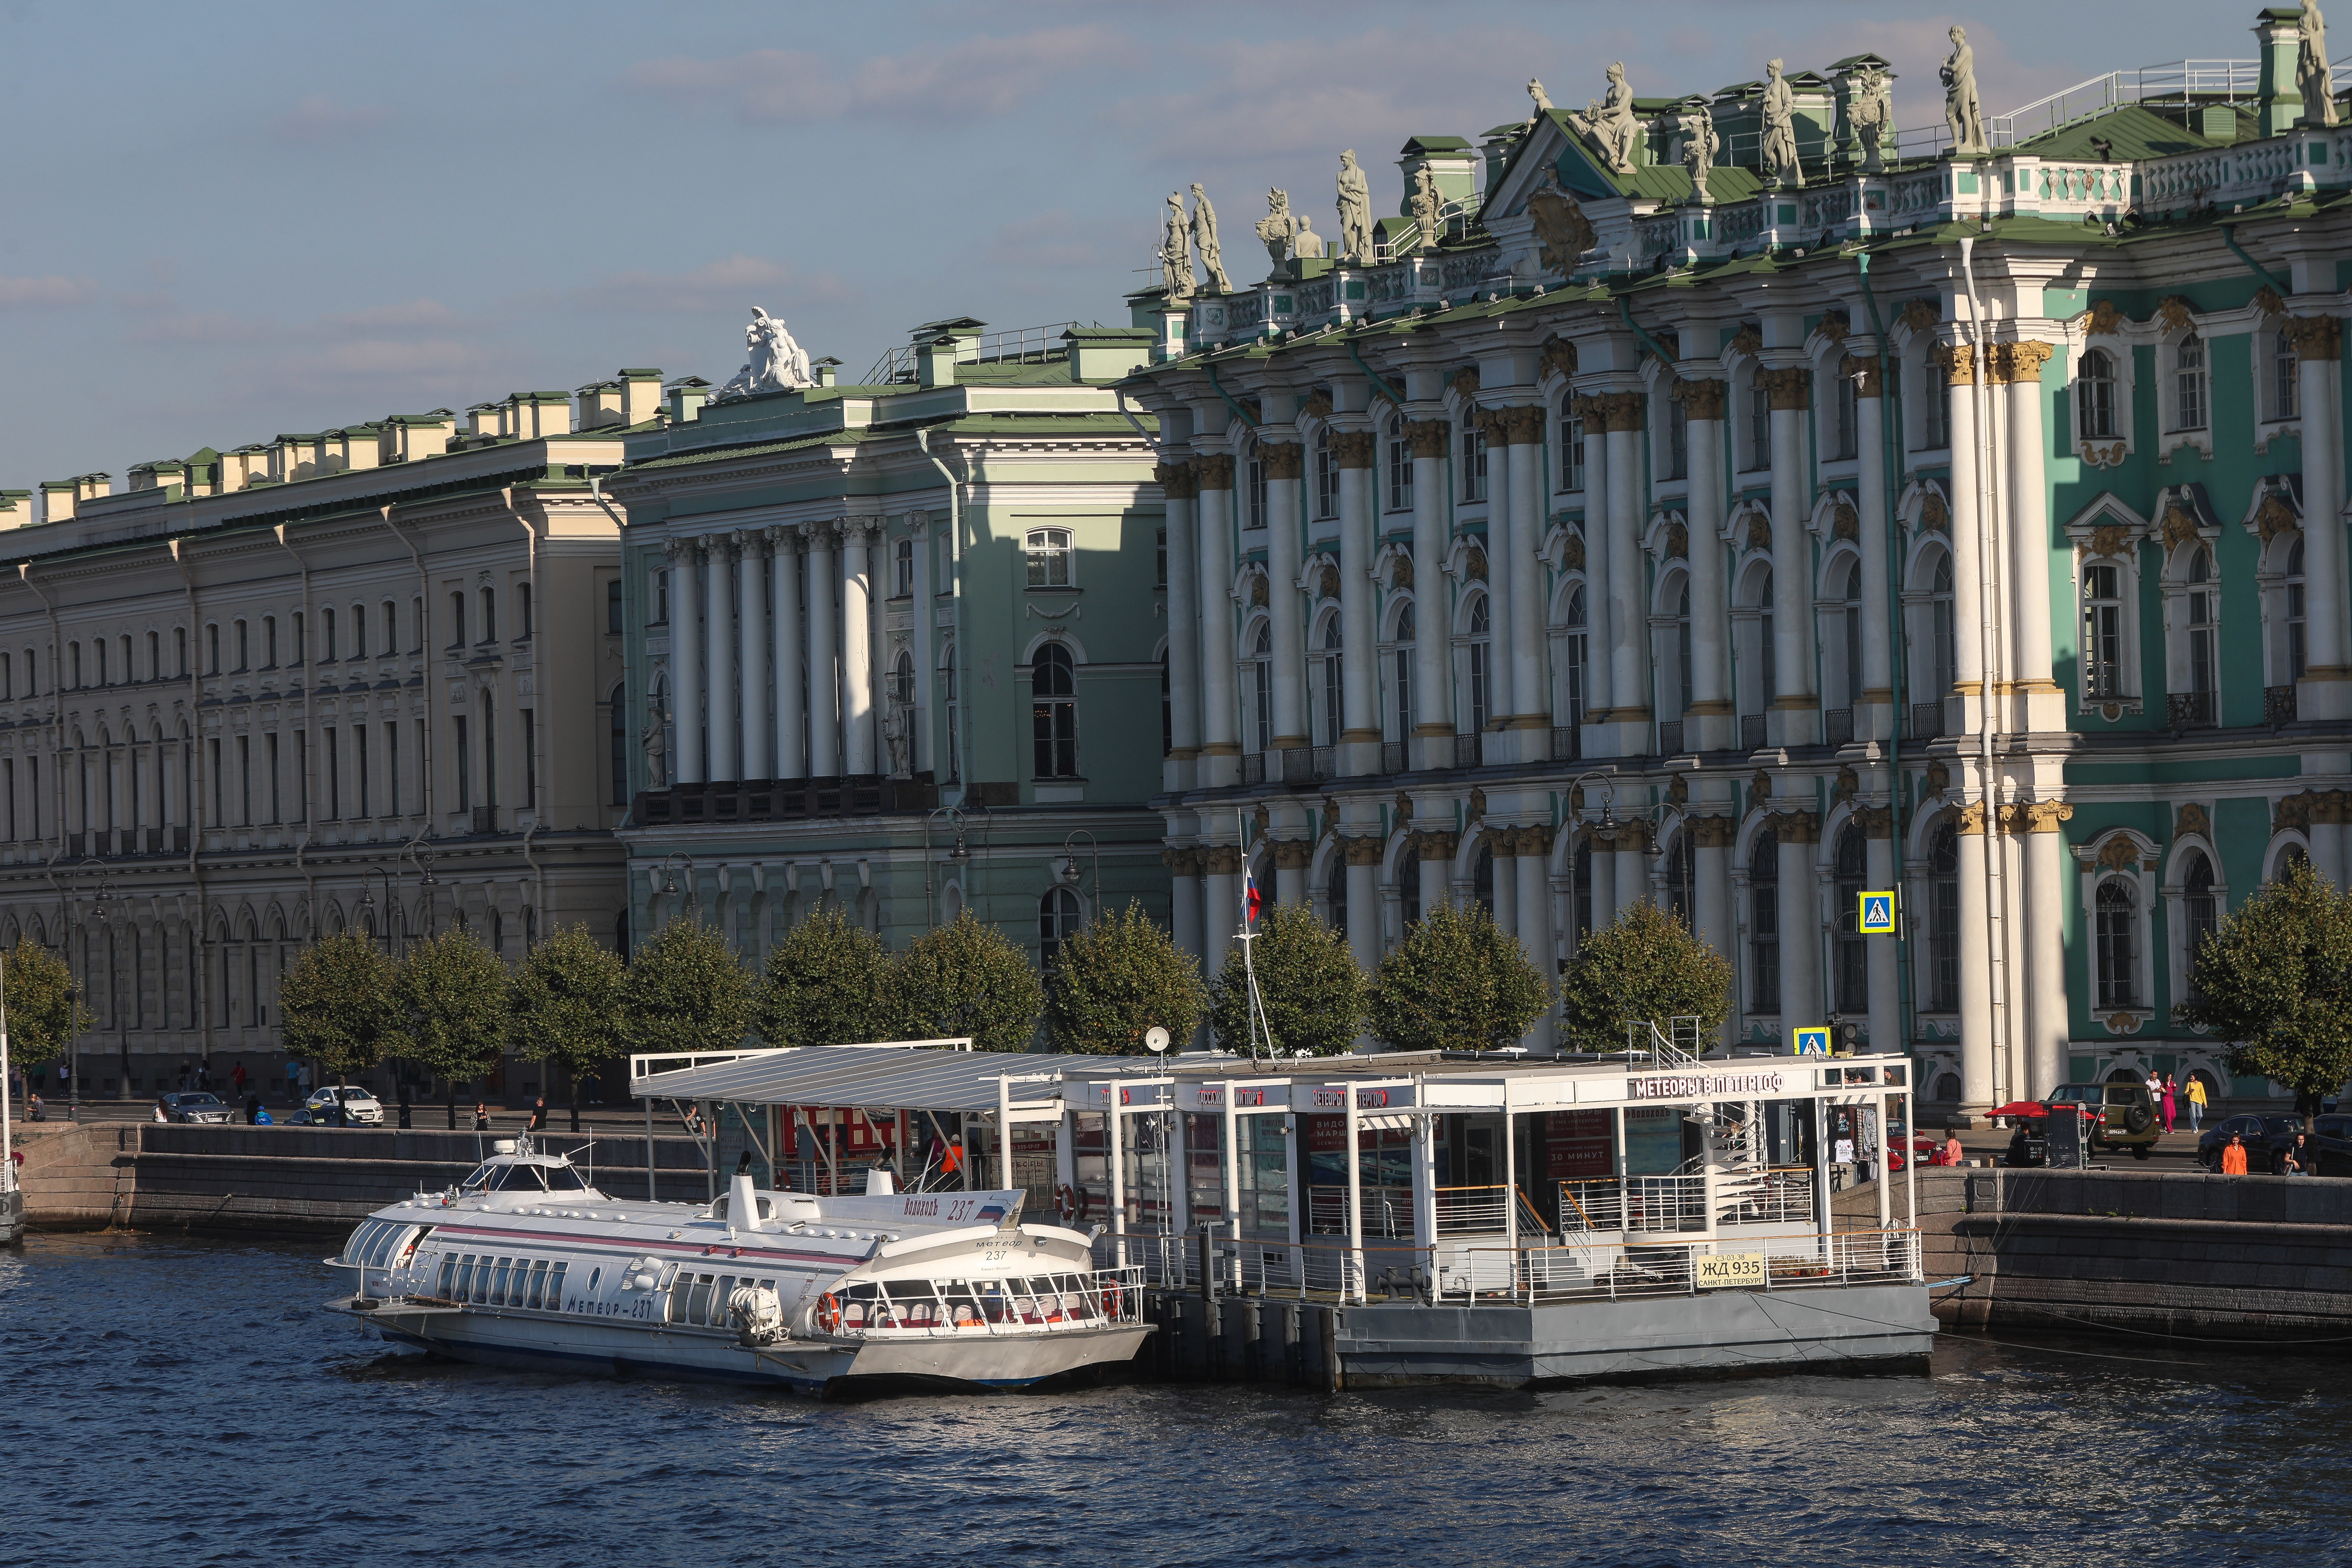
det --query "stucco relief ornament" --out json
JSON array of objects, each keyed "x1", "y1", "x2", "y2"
[
  {"x1": 1189, "y1": 184, "x2": 1231, "y2": 294},
  {"x1": 1941, "y1": 26, "x2": 1987, "y2": 154},
  {"x1": 1760, "y1": 59, "x2": 1803, "y2": 187},
  {"x1": 1526, "y1": 171, "x2": 1597, "y2": 277},
  {"x1": 1566, "y1": 62, "x2": 1641, "y2": 174},
  {"x1": 1679, "y1": 103, "x2": 1720, "y2": 200},
  {"x1": 1336, "y1": 150, "x2": 1374, "y2": 264},
  {"x1": 1160, "y1": 191, "x2": 1196, "y2": 300},
  {"x1": 713, "y1": 308, "x2": 812, "y2": 402}
]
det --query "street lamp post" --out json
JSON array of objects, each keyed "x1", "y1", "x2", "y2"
[
  {"x1": 659, "y1": 852, "x2": 697, "y2": 924},
  {"x1": 404, "y1": 835, "x2": 440, "y2": 938}
]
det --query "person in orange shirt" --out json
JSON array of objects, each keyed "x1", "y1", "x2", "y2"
[
  {"x1": 2220, "y1": 1133, "x2": 2249, "y2": 1175},
  {"x1": 1941, "y1": 1124, "x2": 1965, "y2": 1167}
]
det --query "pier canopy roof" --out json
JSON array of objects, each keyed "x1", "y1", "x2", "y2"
[{"x1": 632, "y1": 1043, "x2": 1908, "y2": 1118}]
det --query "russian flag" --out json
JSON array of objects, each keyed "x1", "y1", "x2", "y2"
[{"x1": 1243, "y1": 866, "x2": 1263, "y2": 926}]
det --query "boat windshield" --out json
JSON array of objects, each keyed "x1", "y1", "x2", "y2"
[{"x1": 458, "y1": 1160, "x2": 590, "y2": 1194}]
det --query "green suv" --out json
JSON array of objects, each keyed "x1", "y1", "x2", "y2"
[{"x1": 2044, "y1": 1081, "x2": 2160, "y2": 1160}]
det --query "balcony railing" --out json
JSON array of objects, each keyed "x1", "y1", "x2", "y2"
[
  {"x1": 1309, "y1": 744, "x2": 1335, "y2": 780},
  {"x1": 1240, "y1": 751, "x2": 1265, "y2": 785},
  {"x1": 1453, "y1": 733, "x2": 1480, "y2": 769},
  {"x1": 2267, "y1": 684, "x2": 2298, "y2": 727},
  {"x1": 1823, "y1": 707, "x2": 1854, "y2": 746},
  {"x1": 1656, "y1": 719, "x2": 1682, "y2": 755},
  {"x1": 1910, "y1": 701, "x2": 1945, "y2": 740},
  {"x1": 1552, "y1": 726, "x2": 1580, "y2": 762},
  {"x1": 2169, "y1": 690, "x2": 2217, "y2": 731},
  {"x1": 1380, "y1": 741, "x2": 1406, "y2": 775},
  {"x1": 1739, "y1": 714, "x2": 1765, "y2": 751}
]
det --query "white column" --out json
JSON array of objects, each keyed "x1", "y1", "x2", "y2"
[
  {"x1": 1344, "y1": 840, "x2": 1380, "y2": 973},
  {"x1": 1488, "y1": 836, "x2": 1518, "y2": 937},
  {"x1": 1684, "y1": 385, "x2": 1732, "y2": 749},
  {"x1": 1408, "y1": 420, "x2": 1452, "y2": 767},
  {"x1": 1263, "y1": 441, "x2": 1307, "y2": 752},
  {"x1": 2296, "y1": 317, "x2": 2348, "y2": 719},
  {"x1": 1603, "y1": 394, "x2": 1647, "y2": 738},
  {"x1": 841, "y1": 519, "x2": 875, "y2": 777},
  {"x1": 1334, "y1": 435, "x2": 1380, "y2": 751},
  {"x1": 1956, "y1": 803, "x2": 1993, "y2": 1108},
  {"x1": 1479, "y1": 410, "x2": 1516, "y2": 730},
  {"x1": 1204, "y1": 846, "x2": 1240, "y2": 969},
  {"x1": 2005, "y1": 342, "x2": 2060, "y2": 729},
  {"x1": 669, "y1": 539, "x2": 704, "y2": 786},
  {"x1": 771, "y1": 527, "x2": 804, "y2": 781},
  {"x1": 737, "y1": 531, "x2": 770, "y2": 779},
  {"x1": 1776, "y1": 825, "x2": 1822, "y2": 1041},
  {"x1": 1945, "y1": 344, "x2": 1985, "y2": 735},
  {"x1": 805, "y1": 523, "x2": 839, "y2": 779},
  {"x1": 1854, "y1": 356, "x2": 1894, "y2": 739},
  {"x1": 1614, "y1": 837, "x2": 1648, "y2": 919},
  {"x1": 1197, "y1": 455, "x2": 1241, "y2": 785},
  {"x1": 703, "y1": 538, "x2": 738, "y2": 783},
  {"x1": 1764, "y1": 366, "x2": 1816, "y2": 745},
  {"x1": 1505, "y1": 407, "x2": 1548, "y2": 743},
  {"x1": 1514, "y1": 829, "x2": 1556, "y2": 1050},
  {"x1": 1694, "y1": 818, "x2": 1732, "y2": 1045},
  {"x1": 1170, "y1": 850, "x2": 1205, "y2": 966},
  {"x1": 1864, "y1": 817, "x2": 1900, "y2": 1053},
  {"x1": 1583, "y1": 827, "x2": 1615, "y2": 928},
  {"x1": 909, "y1": 514, "x2": 934, "y2": 778},
  {"x1": 2021, "y1": 803, "x2": 2072, "y2": 1099},
  {"x1": 1161, "y1": 464, "x2": 1203, "y2": 784},
  {"x1": 1577, "y1": 396, "x2": 1615, "y2": 750}
]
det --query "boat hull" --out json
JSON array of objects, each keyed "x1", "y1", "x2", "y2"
[
  {"x1": 338, "y1": 1297, "x2": 1149, "y2": 1396},
  {"x1": 0, "y1": 1187, "x2": 21, "y2": 1246}
]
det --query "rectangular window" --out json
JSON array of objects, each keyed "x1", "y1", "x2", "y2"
[
  {"x1": 1834, "y1": 371, "x2": 1858, "y2": 461},
  {"x1": 356, "y1": 724, "x2": 370, "y2": 818},
  {"x1": 267, "y1": 733, "x2": 280, "y2": 824},
  {"x1": 94, "y1": 640, "x2": 107, "y2": 686},
  {"x1": 516, "y1": 583, "x2": 532, "y2": 640},
  {"x1": 480, "y1": 587, "x2": 497, "y2": 643},
  {"x1": 237, "y1": 735, "x2": 251, "y2": 826},
  {"x1": 2275, "y1": 329, "x2": 2301, "y2": 421},
  {"x1": 208, "y1": 738, "x2": 222, "y2": 826},
  {"x1": 2082, "y1": 564, "x2": 2123, "y2": 699},
  {"x1": 454, "y1": 717, "x2": 470, "y2": 812},
  {"x1": 0, "y1": 651, "x2": 11, "y2": 700},
  {"x1": 652, "y1": 569, "x2": 668, "y2": 625},
  {"x1": 894, "y1": 537, "x2": 915, "y2": 598},
  {"x1": 70, "y1": 642, "x2": 81, "y2": 688},
  {"x1": 386, "y1": 722, "x2": 401, "y2": 817},
  {"x1": 1667, "y1": 397, "x2": 1688, "y2": 480},
  {"x1": 1747, "y1": 382, "x2": 1771, "y2": 470},
  {"x1": 1024, "y1": 528, "x2": 1072, "y2": 588},
  {"x1": 1248, "y1": 450, "x2": 1267, "y2": 529},
  {"x1": 1460, "y1": 427, "x2": 1488, "y2": 502},
  {"x1": 607, "y1": 578, "x2": 624, "y2": 634},
  {"x1": 288, "y1": 612, "x2": 303, "y2": 666},
  {"x1": 450, "y1": 593, "x2": 466, "y2": 648},
  {"x1": 2174, "y1": 335, "x2": 2207, "y2": 431},
  {"x1": 353, "y1": 604, "x2": 368, "y2": 658},
  {"x1": 483, "y1": 699, "x2": 497, "y2": 809},
  {"x1": 175, "y1": 627, "x2": 187, "y2": 677},
  {"x1": 1314, "y1": 439, "x2": 1338, "y2": 518},
  {"x1": 1155, "y1": 528, "x2": 1167, "y2": 590},
  {"x1": 1924, "y1": 362, "x2": 1948, "y2": 449},
  {"x1": 324, "y1": 728, "x2": 338, "y2": 819},
  {"x1": 296, "y1": 730, "x2": 308, "y2": 822},
  {"x1": 1386, "y1": 426, "x2": 1414, "y2": 511},
  {"x1": 234, "y1": 620, "x2": 248, "y2": 672},
  {"x1": 521, "y1": 708, "x2": 536, "y2": 812},
  {"x1": 3, "y1": 758, "x2": 13, "y2": 841},
  {"x1": 262, "y1": 617, "x2": 277, "y2": 668},
  {"x1": 322, "y1": 608, "x2": 336, "y2": 662}
]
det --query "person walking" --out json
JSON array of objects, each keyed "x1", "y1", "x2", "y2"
[
  {"x1": 526, "y1": 1096, "x2": 548, "y2": 1134},
  {"x1": 2284, "y1": 1133, "x2": 2312, "y2": 1177},
  {"x1": 2161, "y1": 1074, "x2": 2178, "y2": 1134},
  {"x1": 2187, "y1": 1074, "x2": 2208, "y2": 1133},
  {"x1": 2221, "y1": 1133, "x2": 2249, "y2": 1175},
  {"x1": 472, "y1": 1101, "x2": 492, "y2": 1132},
  {"x1": 231, "y1": 1060, "x2": 246, "y2": 1098},
  {"x1": 153, "y1": 1094, "x2": 170, "y2": 1123}
]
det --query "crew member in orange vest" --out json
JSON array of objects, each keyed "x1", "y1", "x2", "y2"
[
  {"x1": 2220, "y1": 1133, "x2": 2248, "y2": 1175},
  {"x1": 941, "y1": 1138, "x2": 963, "y2": 1177}
]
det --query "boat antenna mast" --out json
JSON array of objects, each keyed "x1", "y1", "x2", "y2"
[{"x1": 1234, "y1": 809, "x2": 1278, "y2": 1063}]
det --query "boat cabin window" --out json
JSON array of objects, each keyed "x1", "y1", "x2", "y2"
[{"x1": 708, "y1": 1192, "x2": 773, "y2": 1222}]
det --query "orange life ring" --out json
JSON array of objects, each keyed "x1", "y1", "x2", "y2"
[
  {"x1": 814, "y1": 1292, "x2": 841, "y2": 1334},
  {"x1": 1054, "y1": 1183, "x2": 1078, "y2": 1224},
  {"x1": 1103, "y1": 1282, "x2": 1124, "y2": 1320}
]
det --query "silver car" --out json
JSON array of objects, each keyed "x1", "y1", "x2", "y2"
[
  {"x1": 160, "y1": 1091, "x2": 234, "y2": 1125},
  {"x1": 303, "y1": 1085, "x2": 384, "y2": 1126}
]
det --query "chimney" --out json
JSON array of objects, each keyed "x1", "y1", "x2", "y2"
[
  {"x1": 271, "y1": 436, "x2": 321, "y2": 483},
  {"x1": 224, "y1": 444, "x2": 272, "y2": 490},
  {"x1": 515, "y1": 391, "x2": 573, "y2": 439},
  {"x1": 812, "y1": 357, "x2": 841, "y2": 388},
  {"x1": 39, "y1": 479, "x2": 76, "y2": 524},
  {"x1": 576, "y1": 379, "x2": 623, "y2": 430},
  {"x1": 468, "y1": 401, "x2": 505, "y2": 438},
  {"x1": 666, "y1": 376, "x2": 712, "y2": 424},
  {"x1": 386, "y1": 412, "x2": 456, "y2": 462},
  {"x1": 128, "y1": 460, "x2": 186, "y2": 493},
  {"x1": 74, "y1": 472, "x2": 112, "y2": 504},
  {"x1": 619, "y1": 369, "x2": 663, "y2": 426},
  {"x1": 333, "y1": 425, "x2": 381, "y2": 474},
  {"x1": 917, "y1": 335, "x2": 958, "y2": 387},
  {"x1": 0, "y1": 490, "x2": 28, "y2": 527}
]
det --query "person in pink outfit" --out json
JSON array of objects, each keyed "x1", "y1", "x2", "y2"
[{"x1": 2161, "y1": 1073, "x2": 2178, "y2": 1133}]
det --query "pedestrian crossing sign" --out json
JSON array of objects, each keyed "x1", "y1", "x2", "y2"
[
  {"x1": 1793, "y1": 1028, "x2": 1831, "y2": 1056},
  {"x1": 1859, "y1": 890, "x2": 1897, "y2": 935}
]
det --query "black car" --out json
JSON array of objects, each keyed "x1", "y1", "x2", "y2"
[
  {"x1": 2306, "y1": 1114, "x2": 2352, "y2": 1176},
  {"x1": 159, "y1": 1091, "x2": 233, "y2": 1125},
  {"x1": 2197, "y1": 1113, "x2": 2305, "y2": 1173}
]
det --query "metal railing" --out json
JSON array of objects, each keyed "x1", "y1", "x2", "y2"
[
  {"x1": 1558, "y1": 1175, "x2": 1710, "y2": 1234},
  {"x1": 1740, "y1": 714, "x2": 1766, "y2": 751},
  {"x1": 1883, "y1": 58, "x2": 2276, "y2": 164},
  {"x1": 1552, "y1": 725, "x2": 1580, "y2": 762},
  {"x1": 1306, "y1": 1184, "x2": 1412, "y2": 1239},
  {"x1": 1241, "y1": 751, "x2": 1265, "y2": 785},
  {"x1": 1657, "y1": 719, "x2": 1683, "y2": 755},
  {"x1": 1823, "y1": 707, "x2": 1854, "y2": 746},
  {"x1": 2169, "y1": 690, "x2": 2218, "y2": 730},
  {"x1": 1911, "y1": 701, "x2": 1945, "y2": 740},
  {"x1": 1453, "y1": 733, "x2": 1480, "y2": 768},
  {"x1": 811, "y1": 1264, "x2": 1146, "y2": 1337},
  {"x1": 1380, "y1": 740, "x2": 1407, "y2": 775},
  {"x1": 861, "y1": 322, "x2": 1074, "y2": 386},
  {"x1": 2267, "y1": 684, "x2": 2298, "y2": 726}
]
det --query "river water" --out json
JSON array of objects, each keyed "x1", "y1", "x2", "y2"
[{"x1": 5, "y1": 1230, "x2": 2347, "y2": 1568}]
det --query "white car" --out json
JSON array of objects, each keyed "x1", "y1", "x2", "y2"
[{"x1": 304, "y1": 1085, "x2": 384, "y2": 1125}]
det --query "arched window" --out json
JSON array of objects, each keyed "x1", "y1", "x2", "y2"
[
  {"x1": 2274, "y1": 326, "x2": 2301, "y2": 421},
  {"x1": 1398, "y1": 849, "x2": 1422, "y2": 928},
  {"x1": 1251, "y1": 623, "x2": 1273, "y2": 753},
  {"x1": 1326, "y1": 850, "x2": 1348, "y2": 938},
  {"x1": 1039, "y1": 887, "x2": 1082, "y2": 971},
  {"x1": 1031, "y1": 643, "x2": 1077, "y2": 778},
  {"x1": 1559, "y1": 396, "x2": 1587, "y2": 492},
  {"x1": 893, "y1": 537, "x2": 915, "y2": 597},
  {"x1": 1666, "y1": 385, "x2": 1689, "y2": 478},
  {"x1": 1839, "y1": 559, "x2": 1863, "y2": 708},
  {"x1": 1573, "y1": 836, "x2": 1594, "y2": 941},
  {"x1": 2289, "y1": 537, "x2": 2309, "y2": 681},
  {"x1": 2275, "y1": 841, "x2": 2311, "y2": 882},
  {"x1": 1745, "y1": 373, "x2": 1771, "y2": 471},
  {"x1": 1834, "y1": 823, "x2": 1868, "y2": 1015},
  {"x1": 1472, "y1": 842, "x2": 1494, "y2": 913},
  {"x1": 1389, "y1": 602, "x2": 1415, "y2": 740},
  {"x1": 1246, "y1": 443, "x2": 1267, "y2": 530},
  {"x1": 1920, "y1": 349, "x2": 1949, "y2": 450},
  {"x1": 2174, "y1": 332, "x2": 2207, "y2": 431},
  {"x1": 1385, "y1": 416, "x2": 1414, "y2": 511},
  {"x1": 1024, "y1": 527, "x2": 1073, "y2": 588},
  {"x1": 1664, "y1": 830, "x2": 1694, "y2": 923},
  {"x1": 1317, "y1": 615, "x2": 1343, "y2": 747},
  {"x1": 1313, "y1": 428, "x2": 1337, "y2": 519},
  {"x1": 1460, "y1": 420, "x2": 1488, "y2": 502},
  {"x1": 1749, "y1": 831, "x2": 1780, "y2": 1015},
  {"x1": 2184, "y1": 545, "x2": 2218, "y2": 722},
  {"x1": 892, "y1": 649, "x2": 915, "y2": 708},
  {"x1": 1929, "y1": 823, "x2": 1960, "y2": 1011},
  {"x1": 2080, "y1": 558, "x2": 2127, "y2": 702},
  {"x1": 1832, "y1": 362, "x2": 1858, "y2": 460},
  {"x1": 1671, "y1": 578, "x2": 1693, "y2": 720},
  {"x1": 2095, "y1": 878, "x2": 2137, "y2": 1007},
  {"x1": 1560, "y1": 585, "x2": 1588, "y2": 729},
  {"x1": 1928, "y1": 550, "x2": 1956, "y2": 697},
  {"x1": 2077, "y1": 348, "x2": 2116, "y2": 439},
  {"x1": 940, "y1": 642, "x2": 960, "y2": 783},
  {"x1": 609, "y1": 682, "x2": 628, "y2": 805},
  {"x1": 353, "y1": 602, "x2": 369, "y2": 657},
  {"x1": 2182, "y1": 850, "x2": 2217, "y2": 1000},
  {"x1": 1464, "y1": 594, "x2": 1491, "y2": 732}
]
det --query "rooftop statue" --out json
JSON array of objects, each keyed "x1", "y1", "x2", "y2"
[
  {"x1": 1567, "y1": 62, "x2": 1641, "y2": 174},
  {"x1": 1256, "y1": 188, "x2": 1303, "y2": 265},
  {"x1": 713, "y1": 308, "x2": 812, "y2": 402},
  {"x1": 2302, "y1": 1, "x2": 2339, "y2": 127},
  {"x1": 1292, "y1": 214, "x2": 1325, "y2": 259},
  {"x1": 1760, "y1": 59, "x2": 1803, "y2": 186},
  {"x1": 1190, "y1": 184, "x2": 1232, "y2": 293},
  {"x1": 1942, "y1": 26, "x2": 1988, "y2": 154},
  {"x1": 1161, "y1": 191, "x2": 1196, "y2": 299},
  {"x1": 1526, "y1": 169, "x2": 1597, "y2": 276},
  {"x1": 1679, "y1": 103, "x2": 1720, "y2": 199},
  {"x1": 1336, "y1": 150, "x2": 1373, "y2": 264},
  {"x1": 1409, "y1": 166, "x2": 1444, "y2": 252},
  {"x1": 1525, "y1": 77, "x2": 1553, "y2": 132},
  {"x1": 1852, "y1": 62, "x2": 1892, "y2": 174}
]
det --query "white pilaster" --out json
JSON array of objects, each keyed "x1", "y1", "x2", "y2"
[
  {"x1": 1945, "y1": 343, "x2": 1986, "y2": 736},
  {"x1": 841, "y1": 519, "x2": 875, "y2": 777},
  {"x1": 805, "y1": 523, "x2": 840, "y2": 779},
  {"x1": 1684, "y1": 389, "x2": 1732, "y2": 750},
  {"x1": 1408, "y1": 421, "x2": 1452, "y2": 768},
  {"x1": 1764, "y1": 368, "x2": 1816, "y2": 746},
  {"x1": 1603, "y1": 399, "x2": 1647, "y2": 744},
  {"x1": 2297, "y1": 316, "x2": 2349, "y2": 719},
  {"x1": 770, "y1": 528, "x2": 805, "y2": 781},
  {"x1": 1853, "y1": 357, "x2": 1894, "y2": 741},
  {"x1": 737, "y1": 531, "x2": 770, "y2": 779},
  {"x1": 1504, "y1": 408, "x2": 1548, "y2": 747},
  {"x1": 669, "y1": 539, "x2": 704, "y2": 786},
  {"x1": 1956, "y1": 803, "x2": 1993, "y2": 1108},
  {"x1": 2005, "y1": 341, "x2": 2062, "y2": 732},
  {"x1": 1197, "y1": 455, "x2": 1242, "y2": 787},
  {"x1": 703, "y1": 537, "x2": 738, "y2": 783},
  {"x1": 1264, "y1": 442, "x2": 1307, "y2": 751},
  {"x1": 2021, "y1": 804, "x2": 2072, "y2": 1099},
  {"x1": 1335, "y1": 437, "x2": 1380, "y2": 757}
]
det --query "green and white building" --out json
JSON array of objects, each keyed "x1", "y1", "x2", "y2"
[
  {"x1": 1122, "y1": 7, "x2": 2352, "y2": 1112},
  {"x1": 606, "y1": 320, "x2": 1173, "y2": 971}
]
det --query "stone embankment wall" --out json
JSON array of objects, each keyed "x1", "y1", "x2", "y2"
[
  {"x1": 1902, "y1": 1167, "x2": 2352, "y2": 1340},
  {"x1": 15, "y1": 1122, "x2": 718, "y2": 1233}
]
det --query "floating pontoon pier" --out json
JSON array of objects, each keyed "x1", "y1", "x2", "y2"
[{"x1": 632, "y1": 1034, "x2": 1934, "y2": 1388}]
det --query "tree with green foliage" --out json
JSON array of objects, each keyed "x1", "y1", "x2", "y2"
[
  {"x1": 510, "y1": 925, "x2": 628, "y2": 1132},
  {"x1": 2177, "y1": 857, "x2": 2352, "y2": 1129},
  {"x1": 1557, "y1": 901, "x2": 1733, "y2": 1053},
  {"x1": 756, "y1": 908, "x2": 898, "y2": 1049},
  {"x1": 0, "y1": 935, "x2": 90, "y2": 1068},
  {"x1": 1368, "y1": 900, "x2": 1549, "y2": 1054},
  {"x1": 622, "y1": 918, "x2": 757, "y2": 1060},
  {"x1": 396, "y1": 927, "x2": 511, "y2": 1128},
  {"x1": 1045, "y1": 902, "x2": 1206, "y2": 1054},
  {"x1": 892, "y1": 910, "x2": 1043, "y2": 1053},
  {"x1": 1208, "y1": 902, "x2": 1366, "y2": 1057},
  {"x1": 281, "y1": 928, "x2": 407, "y2": 1106}
]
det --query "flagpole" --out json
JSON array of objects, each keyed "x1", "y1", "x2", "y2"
[{"x1": 1237, "y1": 807, "x2": 1277, "y2": 1062}]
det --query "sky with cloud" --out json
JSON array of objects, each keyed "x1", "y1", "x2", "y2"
[{"x1": 0, "y1": 0, "x2": 2272, "y2": 489}]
